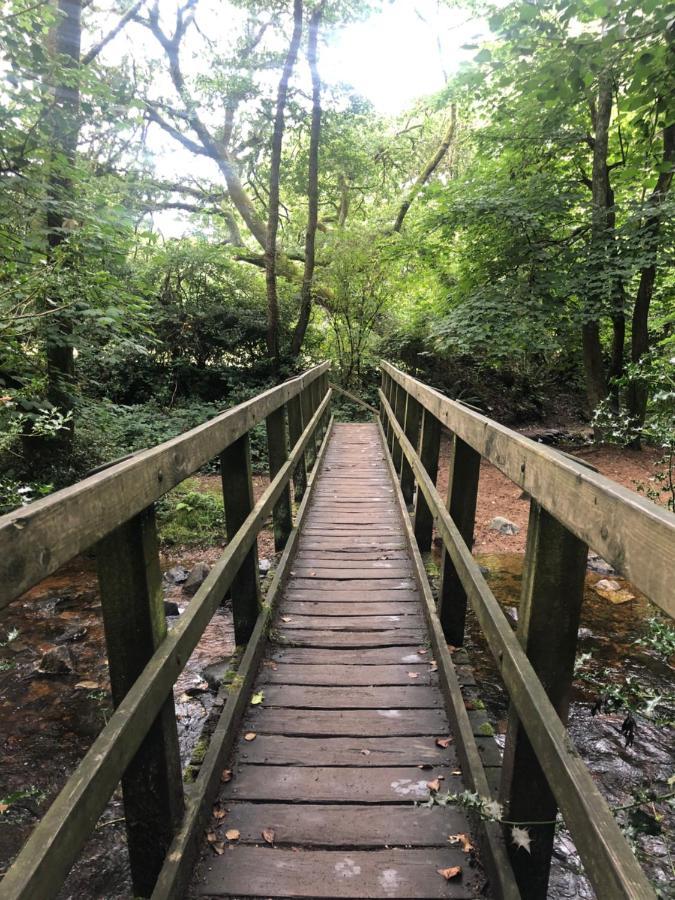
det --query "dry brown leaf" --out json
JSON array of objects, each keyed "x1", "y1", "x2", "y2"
[
  {"x1": 244, "y1": 732, "x2": 257, "y2": 741},
  {"x1": 417, "y1": 647, "x2": 428, "y2": 655},
  {"x1": 361, "y1": 748, "x2": 371, "y2": 755},
  {"x1": 435, "y1": 737, "x2": 453, "y2": 748},
  {"x1": 427, "y1": 778, "x2": 442, "y2": 791},
  {"x1": 281, "y1": 616, "x2": 292, "y2": 623},
  {"x1": 261, "y1": 828, "x2": 275, "y2": 844},
  {"x1": 451, "y1": 769, "x2": 462, "y2": 776},
  {"x1": 212, "y1": 805, "x2": 227, "y2": 821},
  {"x1": 447, "y1": 644, "x2": 458, "y2": 653},
  {"x1": 206, "y1": 830, "x2": 217, "y2": 843},
  {"x1": 75, "y1": 680, "x2": 100, "y2": 690},
  {"x1": 0, "y1": 803, "x2": 9, "y2": 814},
  {"x1": 225, "y1": 829, "x2": 240, "y2": 841},
  {"x1": 211, "y1": 842, "x2": 225, "y2": 855},
  {"x1": 221, "y1": 769, "x2": 232, "y2": 783},
  {"x1": 430, "y1": 660, "x2": 438, "y2": 672},
  {"x1": 407, "y1": 671, "x2": 420, "y2": 679},
  {"x1": 437, "y1": 865, "x2": 462, "y2": 881},
  {"x1": 448, "y1": 833, "x2": 474, "y2": 853}
]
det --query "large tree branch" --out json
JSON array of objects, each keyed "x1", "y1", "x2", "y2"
[
  {"x1": 392, "y1": 103, "x2": 457, "y2": 233},
  {"x1": 81, "y1": 0, "x2": 146, "y2": 65}
]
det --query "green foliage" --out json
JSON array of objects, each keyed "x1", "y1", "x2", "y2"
[{"x1": 156, "y1": 478, "x2": 225, "y2": 547}]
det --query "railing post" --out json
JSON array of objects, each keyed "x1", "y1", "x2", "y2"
[
  {"x1": 499, "y1": 501, "x2": 588, "y2": 900},
  {"x1": 287, "y1": 394, "x2": 307, "y2": 502},
  {"x1": 400, "y1": 393, "x2": 421, "y2": 505},
  {"x1": 266, "y1": 404, "x2": 293, "y2": 551},
  {"x1": 221, "y1": 433, "x2": 261, "y2": 643},
  {"x1": 301, "y1": 382, "x2": 317, "y2": 469},
  {"x1": 391, "y1": 382, "x2": 407, "y2": 472},
  {"x1": 386, "y1": 381, "x2": 398, "y2": 453},
  {"x1": 379, "y1": 370, "x2": 388, "y2": 429},
  {"x1": 96, "y1": 506, "x2": 184, "y2": 898},
  {"x1": 413, "y1": 408, "x2": 442, "y2": 551},
  {"x1": 438, "y1": 434, "x2": 481, "y2": 645}
]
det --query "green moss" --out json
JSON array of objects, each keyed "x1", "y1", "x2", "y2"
[
  {"x1": 156, "y1": 478, "x2": 225, "y2": 547},
  {"x1": 477, "y1": 721, "x2": 494, "y2": 737}
]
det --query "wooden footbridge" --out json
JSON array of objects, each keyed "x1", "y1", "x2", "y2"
[{"x1": 0, "y1": 363, "x2": 673, "y2": 900}]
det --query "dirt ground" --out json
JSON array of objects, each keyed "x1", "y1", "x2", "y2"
[{"x1": 436, "y1": 435, "x2": 669, "y2": 555}]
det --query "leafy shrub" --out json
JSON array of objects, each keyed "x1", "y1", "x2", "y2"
[{"x1": 156, "y1": 479, "x2": 225, "y2": 547}]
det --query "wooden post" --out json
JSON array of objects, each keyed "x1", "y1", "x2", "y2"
[
  {"x1": 301, "y1": 383, "x2": 316, "y2": 469},
  {"x1": 438, "y1": 434, "x2": 480, "y2": 645},
  {"x1": 400, "y1": 393, "x2": 421, "y2": 505},
  {"x1": 287, "y1": 394, "x2": 307, "y2": 502},
  {"x1": 391, "y1": 383, "x2": 407, "y2": 472},
  {"x1": 221, "y1": 433, "x2": 261, "y2": 643},
  {"x1": 413, "y1": 408, "x2": 441, "y2": 551},
  {"x1": 96, "y1": 507, "x2": 184, "y2": 898},
  {"x1": 266, "y1": 404, "x2": 293, "y2": 551},
  {"x1": 386, "y1": 382, "x2": 398, "y2": 453},
  {"x1": 379, "y1": 371, "x2": 388, "y2": 429},
  {"x1": 499, "y1": 501, "x2": 588, "y2": 900}
]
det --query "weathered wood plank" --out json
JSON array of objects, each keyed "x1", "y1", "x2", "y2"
[
  {"x1": 217, "y1": 803, "x2": 465, "y2": 846},
  {"x1": 275, "y1": 629, "x2": 424, "y2": 648},
  {"x1": 261, "y1": 685, "x2": 443, "y2": 709},
  {"x1": 244, "y1": 708, "x2": 448, "y2": 736},
  {"x1": 289, "y1": 578, "x2": 417, "y2": 591},
  {"x1": 271, "y1": 646, "x2": 430, "y2": 665},
  {"x1": 195, "y1": 847, "x2": 481, "y2": 898},
  {"x1": 236, "y1": 735, "x2": 452, "y2": 766},
  {"x1": 283, "y1": 601, "x2": 420, "y2": 616},
  {"x1": 260, "y1": 663, "x2": 438, "y2": 686},
  {"x1": 221, "y1": 765, "x2": 460, "y2": 803},
  {"x1": 278, "y1": 614, "x2": 424, "y2": 631},
  {"x1": 289, "y1": 566, "x2": 414, "y2": 579}
]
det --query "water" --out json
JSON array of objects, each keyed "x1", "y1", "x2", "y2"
[{"x1": 458, "y1": 552, "x2": 675, "y2": 899}]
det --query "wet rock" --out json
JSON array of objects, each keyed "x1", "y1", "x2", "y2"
[
  {"x1": 587, "y1": 553, "x2": 615, "y2": 576},
  {"x1": 201, "y1": 659, "x2": 232, "y2": 691},
  {"x1": 595, "y1": 578, "x2": 621, "y2": 592},
  {"x1": 258, "y1": 558, "x2": 272, "y2": 576},
  {"x1": 163, "y1": 600, "x2": 180, "y2": 617},
  {"x1": 577, "y1": 627, "x2": 594, "y2": 640},
  {"x1": 479, "y1": 565, "x2": 490, "y2": 577},
  {"x1": 36, "y1": 645, "x2": 75, "y2": 675},
  {"x1": 183, "y1": 678, "x2": 210, "y2": 696},
  {"x1": 54, "y1": 625, "x2": 88, "y2": 645},
  {"x1": 164, "y1": 565, "x2": 188, "y2": 585},
  {"x1": 505, "y1": 606, "x2": 519, "y2": 623},
  {"x1": 488, "y1": 517, "x2": 520, "y2": 535},
  {"x1": 182, "y1": 562, "x2": 211, "y2": 596}
]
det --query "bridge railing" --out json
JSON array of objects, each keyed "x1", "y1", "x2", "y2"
[
  {"x1": 379, "y1": 360, "x2": 674, "y2": 900},
  {"x1": 0, "y1": 363, "x2": 331, "y2": 900}
]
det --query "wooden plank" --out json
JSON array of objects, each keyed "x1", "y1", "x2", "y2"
[
  {"x1": 294, "y1": 550, "x2": 409, "y2": 561},
  {"x1": 236, "y1": 735, "x2": 452, "y2": 767},
  {"x1": 0, "y1": 393, "x2": 333, "y2": 900},
  {"x1": 289, "y1": 578, "x2": 417, "y2": 591},
  {"x1": 218, "y1": 803, "x2": 466, "y2": 846},
  {"x1": 275, "y1": 629, "x2": 424, "y2": 648},
  {"x1": 0, "y1": 362, "x2": 330, "y2": 607},
  {"x1": 260, "y1": 663, "x2": 438, "y2": 686},
  {"x1": 438, "y1": 435, "x2": 481, "y2": 646},
  {"x1": 499, "y1": 500, "x2": 588, "y2": 900},
  {"x1": 284, "y1": 590, "x2": 419, "y2": 604},
  {"x1": 283, "y1": 601, "x2": 420, "y2": 616},
  {"x1": 382, "y1": 361, "x2": 675, "y2": 618},
  {"x1": 278, "y1": 615, "x2": 423, "y2": 632},
  {"x1": 194, "y1": 847, "x2": 481, "y2": 898},
  {"x1": 221, "y1": 432, "x2": 261, "y2": 644},
  {"x1": 96, "y1": 507, "x2": 184, "y2": 897},
  {"x1": 261, "y1": 685, "x2": 443, "y2": 709},
  {"x1": 221, "y1": 765, "x2": 460, "y2": 803},
  {"x1": 244, "y1": 708, "x2": 448, "y2": 736},
  {"x1": 289, "y1": 565, "x2": 414, "y2": 578},
  {"x1": 271, "y1": 647, "x2": 431, "y2": 665},
  {"x1": 414, "y1": 408, "x2": 442, "y2": 551},
  {"x1": 379, "y1": 388, "x2": 657, "y2": 899}
]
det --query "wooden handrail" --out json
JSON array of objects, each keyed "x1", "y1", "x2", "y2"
[
  {"x1": 0, "y1": 362, "x2": 330, "y2": 608},
  {"x1": 0, "y1": 371, "x2": 332, "y2": 900},
  {"x1": 378, "y1": 363, "x2": 667, "y2": 900},
  {"x1": 382, "y1": 361, "x2": 675, "y2": 618}
]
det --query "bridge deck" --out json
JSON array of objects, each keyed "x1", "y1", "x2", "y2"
[{"x1": 191, "y1": 423, "x2": 487, "y2": 898}]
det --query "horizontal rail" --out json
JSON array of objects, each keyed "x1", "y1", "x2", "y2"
[
  {"x1": 0, "y1": 389, "x2": 332, "y2": 900},
  {"x1": 380, "y1": 387, "x2": 655, "y2": 899},
  {"x1": 382, "y1": 362, "x2": 675, "y2": 618},
  {"x1": 0, "y1": 362, "x2": 330, "y2": 608}
]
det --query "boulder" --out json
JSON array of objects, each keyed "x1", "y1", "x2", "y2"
[
  {"x1": 182, "y1": 562, "x2": 211, "y2": 596},
  {"x1": 36, "y1": 645, "x2": 75, "y2": 675},
  {"x1": 488, "y1": 516, "x2": 520, "y2": 535},
  {"x1": 54, "y1": 625, "x2": 87, "y2": 645},
  {"x1": 587, "y1": 554, "x2": 615, "y2": 576},
  {"x1": 259, "y1": 558, "x2": 272, "y2": 576},
  {"x1": 163, "y1": 600, "x2": 180, "y2": 617},
  {"x1": 164, "y1": 565, "x2": 188, "y2": 585},
  {"x1": 201, "y1": 659, "x2": 232, "y2": 691}
]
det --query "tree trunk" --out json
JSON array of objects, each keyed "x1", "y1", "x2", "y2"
[
  {"x1": 265, "y1": 0, "x2": 303, "y2": 369},
  {"x1": 626, "y1": 119, "x2": 675, "y2": 436},
  {"x1": 290, "y1": 3, "x2": 324, "y2": 358},
  {"x1": 582, "y1": 72, "x2": 613, "y2": 418}
]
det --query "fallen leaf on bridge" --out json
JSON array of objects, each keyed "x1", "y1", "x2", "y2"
[
  {"x1": 225, "y1": 829, "x2": 240, "y2": 841},
  {"x1": 435, "y1": 737, "x2": 452, "y2": 748},
  {"x1": 407, "y1": 671, "x2": 420, "y2": 679},
  {"x1": 221, "y1": 769, "x2": 232, "y2": 783},
  {"x1": 251, "y1": 691, "x2": 264, "y2": 705},
  {"x1": 448, "y1": 833, "x2": 474, "y2": 853},
  {"x1": 437, "y1": 866, "x2": 462, "y2": 881},
  {"x1": 427, "y1": 777, "x2": 444, "y2": 791},
  {"x1": 262, "y1": 829, "x2": 275, "y2": 844},
  {"x1": 244, "y1": 732, "x2": 257, "y2": 741}
]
